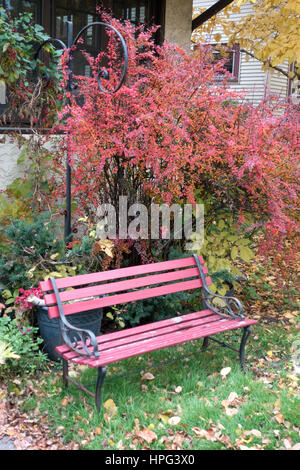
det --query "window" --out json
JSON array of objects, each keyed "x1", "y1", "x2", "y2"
[
  {"x1": 0, "y1": 0, "x2": 165, "y2": 127},
  {"x1": 1, "y1": 0, "x2": 41, "y2": 20},
  {"x1": 211, "y1": 44, "x2": 240, "y2": 82},
  {"x1": 288, "y1": 63, "x2": 299, "y2": 101},
  {"x1": 54, "y1": 1, "x2": 103, "y2": 76}
]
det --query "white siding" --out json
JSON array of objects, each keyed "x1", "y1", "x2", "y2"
[
  {"x1": 269, "y1": 67, "x2": 289, "y2": 99},
  {"x1": 193, "y1": 0, "x2": 289, "y2": 104}
]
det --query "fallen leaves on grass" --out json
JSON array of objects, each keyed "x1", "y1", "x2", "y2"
[
  {"x1": 236, "y1": 248, "x2": 298, "y2": 324},
  {"x1": 221, "y1": 391, "x2": 242, "y2": 416},
  {"x1": 160, "y1": 430, "x2": 193, "y2": 450},
  {"x1": 0, "y1": 383, "x2": 78, "y2": 450},
  {"x1": 136, "y1": 427, "x2": 158, "y2": 444},
  {"x1": 192, "y1": 421, "x2": 233, "y2": 448}
]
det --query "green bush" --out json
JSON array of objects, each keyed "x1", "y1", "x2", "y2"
[
  {"x1": 0, "y1": 213, "x2": 103, "y2": 292},
  {"x1": 0, "y1": 214, "x2": 64, "y2": 291},
  {"x1": 0, "y1": 316, "x2": 48, "y2": 379},
  {"x1": 105, "y1": 289, "x2": 201, "y2": 329},
  {"x1": 123, "y1": 291, "x2": 197, "y2": 327}
]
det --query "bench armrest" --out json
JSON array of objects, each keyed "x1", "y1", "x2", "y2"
[
  {"x1": 50, "y1": 277, "x2": 99, "y2": 358},
  {"x1": 59, "y1": 314, "x2": 100, "y2": 358},
  {"x1": 201, "y1": 289, "x2": 245, "y2": 320},
  {"x1": 193, "y1": 254, "x2": 245, "y2": 320}
]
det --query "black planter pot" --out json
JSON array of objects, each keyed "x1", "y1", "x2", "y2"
[{"x1": 37, "y1": 306, "x2": 103, "y2": 361}]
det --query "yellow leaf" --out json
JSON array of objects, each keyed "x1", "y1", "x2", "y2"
[
  {"x1": 97, "y1": 239, "x2": 115, "y2": 258},
  {"x1": 209, "y1": 283, "x2": 217, "y2": 294},
  {"x1": 239, "y1": 246, "x2": 254, "y2": 262},
  {"x1": 0, "y1": 341, "x2": 20, "y2": 364},
  {"x1": 1, "y1": 290, "x2": 12, "y2": 299},
  {"x1": 218, "y1": 219, "x2": 225, "y2": 230},
  {"x1": 104, "y1": 398, "x2": 118, "y2": 417},
  {"x1": 159, "y1": 413, "x2": 171, "y2": 424},
  {"x1": 214, "y1": 33, "x2": 222, "y2": 43},
  {"x1": 231, "y1": 246, "x2": 238, "y2": 260}
]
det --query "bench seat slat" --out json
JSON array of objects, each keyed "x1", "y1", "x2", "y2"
[
  {"x1": 40, "y1": 256, "x2": 204, "y2": 292},
  {"x1": 47, "y1": 277, "x2": 212, "y2": 319},
  {"x1": 43, "y1": 266, "x2": 208, "y2": 305},
  {"x1": 59, "y1": 316, "x2": 257, "y2": 368},
  {"x1": 57, "y1": 309, "x2": 214, "y2": 355},
  {"x1": 57, "y1": 311, "x2": 220, "y2": 360}
]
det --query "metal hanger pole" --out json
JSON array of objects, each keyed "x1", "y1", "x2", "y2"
[{"x1": 34, "y1": 19, "x2": 128, "y2": 244}]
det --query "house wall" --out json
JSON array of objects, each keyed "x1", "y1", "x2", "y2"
[
  {"x1": 193, "y1": 0, "x2": 289, "y2": 104},
  {"x1": 269, "y1": 67, "x2": 289, "y2": 98},
  {"x1": 0, "y1": 136, "x2": 29, "y2": 191},
  {"x1": 164, "y1": 0, "x2": 193, "y2": 51}
]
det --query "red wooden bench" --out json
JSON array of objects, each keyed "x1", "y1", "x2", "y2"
[{"x1": 39, "y1": 254, "x2": 257, "y2": 413}]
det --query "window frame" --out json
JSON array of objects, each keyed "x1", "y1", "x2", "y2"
[{"x1": 211, "y1": 43, "x2": 240, "y2": 83}]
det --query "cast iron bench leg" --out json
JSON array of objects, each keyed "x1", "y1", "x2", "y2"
[
  {"x1": 62, "y1": 359, "x2": 69, "y2": 388},
  {"x1": 202, "y1": 336, "x2": 209, "y2": 351},
  {"x1": 95, "y1": 366, "x2": 106, "y2": 413},
  {"x1": 239, "y1": 326, "x2": 252, "y2": 373}
]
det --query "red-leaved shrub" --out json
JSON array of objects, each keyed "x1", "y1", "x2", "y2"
[{"x1": 54, "y1": 10, "x2": 299, "y2": 268}]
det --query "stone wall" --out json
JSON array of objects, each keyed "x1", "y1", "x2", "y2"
[
  {"x1": 164, "y1": 0, "x2": 193, "y2": 51},
  {"x1": 0, "y1": 135, "x2": 29, "y2": 191}
]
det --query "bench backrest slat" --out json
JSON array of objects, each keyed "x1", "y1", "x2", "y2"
[
  {"x1": 43, "y1": 266, "x2": 208, "y2": 305},
  {"x1": 40, "y1": 256, "x2": 204, "y2": 291},
  {"x1": 47, "y1": 278, "x2": 209, "y2": 318},
  {"x1": 39, "y1": 255, "x2": 211, "y2": 320}
]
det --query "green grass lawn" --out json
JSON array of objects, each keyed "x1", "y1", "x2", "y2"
[{"x1": 21, "y1": 321, "x2": 300, "y2": 450}]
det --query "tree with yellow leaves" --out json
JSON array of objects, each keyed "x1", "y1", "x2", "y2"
[{"x1": 192, "y1": 0, "x2": 300, "y2": 81}]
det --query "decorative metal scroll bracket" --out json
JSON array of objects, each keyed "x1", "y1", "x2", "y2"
[
  {"x1": 34, "y1": 21, "x2": 128, "y2": 95},
  {"x1": 50, "y1": 277, "x2": 100, "y2": 358},
  {"x1": 193, "y1": 254, "x2": 245, "y2": 320}
]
